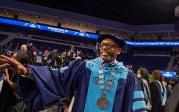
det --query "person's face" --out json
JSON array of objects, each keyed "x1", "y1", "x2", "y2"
[
  {"x1": 53, "y1": 49, "x2": 57, "y2": 52},
  {"x1": 73, "y1": 53, "x2": 76, "y2": 58},
  {"x1": 99, "y1": 38, "x2": 121, "y2": 63},
  {"x1": 20, "y1": 44, "x2": 27, "y2": 52},
  {"x1": 136, "y1": 69, "x2": 141, "y2": 78},
  {"x1": 67, "y1": 51, "x2": 71, "y2": 56},
  {"x1": 62, "y1": 52, "x2": 67, "y2": 56}
]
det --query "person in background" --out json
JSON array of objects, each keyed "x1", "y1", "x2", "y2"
[
  {"x1": 42, "y1": 49, "x2": 49, "y2": 66},
  {"x1": 150, "y1": 70, "x2": 167, "y2": 112},
  {"x1": 136, "y1": 67, "x2": 151, "y2": 111},
  {"x1": 27, "y1": 41, "x2": 37, "y2": 64},
  {"x1": 20, "y1": 44, "x2": 28, "y2": 52},
  {"x1": 48, "y1": 49, "x2": 58, "y2": 68},
  {"x1": 0, "y1": 50, "x2": 31, "y2": 112}
]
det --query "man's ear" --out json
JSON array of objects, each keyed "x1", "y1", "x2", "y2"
[
  {"x1": 96, "y1": 42, "x2": 99, "y2": 50},
  {"x1": 116, "y1": 48, "x2": 121, "y2": 55}
]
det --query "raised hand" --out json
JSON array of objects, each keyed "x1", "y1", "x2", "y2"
[
  {"x1": 0, "y1": 55, "x2": 29, "y2": 75},
  {"x1": 3, "y1": 69, "x2": 13, "y2": 86}
]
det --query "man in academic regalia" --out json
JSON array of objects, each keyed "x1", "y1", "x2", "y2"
[
  {"x1": 0, "y1": 34, "x2": 147, "y2": 112},
  {"x1": 150, "y1": 70, "x2": 167, "y2": 112}
]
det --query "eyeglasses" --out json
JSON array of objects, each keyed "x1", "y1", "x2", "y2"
[{"x1": 99, "y1": 43, "x2": 118, "y2": 49}]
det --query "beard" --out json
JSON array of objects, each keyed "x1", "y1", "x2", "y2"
[{"x1": 100, "y1": 50, "x2": 116, "y2": 63}]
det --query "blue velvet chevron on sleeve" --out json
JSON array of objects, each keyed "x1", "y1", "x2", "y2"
[{"x1": 120, "y1": 71, "x2": 147, "y2": 112}]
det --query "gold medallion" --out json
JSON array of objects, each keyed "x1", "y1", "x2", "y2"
[{"x1": 97, "y1": 96, "x2": 108, "y2": 109}]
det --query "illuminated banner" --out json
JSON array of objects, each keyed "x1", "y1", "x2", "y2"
[
  {"x1": 1, "y1": 17, "x2": 179, "y2": 47},
  {"x1": 160, "y1": 71, "x2": 176, "y2": 78},
  {"x1": 126, "y1": 41, "x2": 179, "y2": 46},
  {"x1": 0, "y1": 17, "x2": 98, "y2": 39}
]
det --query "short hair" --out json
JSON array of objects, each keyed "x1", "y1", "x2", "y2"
[
  {"x1": 16, "y1": 50, "x2": 32, "y2": 65},
  {"x1": 139, "y1": 68, "x2": 149, "y2": 79}
]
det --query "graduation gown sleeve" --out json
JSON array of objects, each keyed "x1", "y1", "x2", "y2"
[
  {"x1": 17, "y1": 59, "x2": 85, "y2": 111},
  {"x1": 122, "y1": 71, "x2": 147, "y2": 112}
]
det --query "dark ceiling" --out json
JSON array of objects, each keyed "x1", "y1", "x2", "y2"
[{"x1": 16, "y1": 0, "x2": 179, "y2": 25}]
